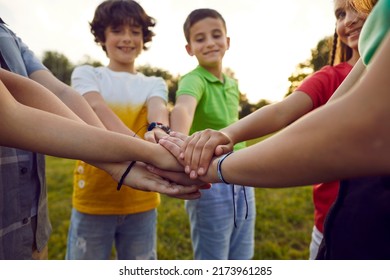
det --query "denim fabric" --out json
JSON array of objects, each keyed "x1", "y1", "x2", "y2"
[
  {"x1": 185, "y1": 183, "x2": 255, "y2": 260},
  {"x1": 66, "y1": 208, "x2": 157, "y2": 260}
]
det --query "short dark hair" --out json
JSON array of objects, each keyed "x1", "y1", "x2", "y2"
[
  {"x1": 90, "y1": 0, "x2": 156, "y2": 53},
  {"x1": 183, "y1": 8, "x2": 226, "y2": 43}
]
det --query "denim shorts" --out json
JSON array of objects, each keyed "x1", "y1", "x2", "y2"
[
  {"x1": 66, "y1": 208, "x2": 157, "y2": 260},
  {"x1": 185, "y1": 183, "x2": 256, "y2": 260}
]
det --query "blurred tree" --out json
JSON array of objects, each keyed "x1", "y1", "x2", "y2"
[
  {"x1": 42, "y1": 51, "x2": 74, "y2": 85},
  {"x1": 78, "y1": 55, "x2": 104, "y2": 68},
  {"x1": 285, "y1": 36, "x2": 332, "y2": 97}
]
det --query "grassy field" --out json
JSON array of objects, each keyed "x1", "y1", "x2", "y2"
[{"x1": 46, "y1": 146, "x2": 314, "y2": 260}]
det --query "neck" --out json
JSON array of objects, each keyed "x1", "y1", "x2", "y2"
[{"x1": 201, "y1": 64, "x2": 223, "y2": 81}]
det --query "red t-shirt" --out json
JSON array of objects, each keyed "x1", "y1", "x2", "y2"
[{"x1": 296, "y1": 62, "x2": 353, "y2": 233}]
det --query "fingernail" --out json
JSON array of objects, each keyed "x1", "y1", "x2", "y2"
[
  {"x1": 198, "y1": 167, "x2": 204, "y2": 175},
  {"x1": 190, "y1": 170, "x2": 197, "y2": 179}
]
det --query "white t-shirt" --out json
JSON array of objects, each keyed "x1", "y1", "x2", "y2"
[{"x1": 71, "y1": 65, "x2": 168, "y2": 132}]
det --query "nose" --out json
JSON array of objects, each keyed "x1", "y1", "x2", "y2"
[
  {"x1": 122, "y1": 30, "x2": 133, "y2": 43},
  {"x1": 205, "y1": 36, "x2": 215, "y2": 48},
  {"x1": 345, "y1": 10, "x2": 359, "y2": 26}
]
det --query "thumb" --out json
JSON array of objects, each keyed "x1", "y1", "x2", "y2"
[{"x1": 215, "y1": 145, "x2": 231, "y2": 156}]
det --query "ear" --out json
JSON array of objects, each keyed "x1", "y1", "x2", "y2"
[
  {"x1": 226, "y1": 36, "x2": 230, "y2": 50},
  {"x1": 185, "y1": 44, "x2": 194, "y2": 56}
]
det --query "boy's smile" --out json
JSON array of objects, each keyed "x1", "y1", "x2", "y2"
[
  {"x1": 186, "y1": 17, "x2": 230, "y2": 75},
  {"x1": 104, "y1": 25, "x2": 143, "y2": 72}
]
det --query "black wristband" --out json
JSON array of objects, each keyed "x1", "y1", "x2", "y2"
[
  {"x1": 217, "y1": 151, "x2": 233, "y2": 184},
  {"x1": 117, "y1": 161, "x2": 136, "y2": 191},
  {"x1": 147, "y1": 122, "x2": 171, "y2": 134}
]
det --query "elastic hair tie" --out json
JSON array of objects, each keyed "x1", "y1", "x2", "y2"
[
  {"x1": 115, "y1": 123, "x2": 153, "y2": 191},
  {"x1": 117, "y1": 161, "x2": 136, "y2": 191},
  {"x1": 217, "y1": 151, "x2": 233, "y2": 184}
]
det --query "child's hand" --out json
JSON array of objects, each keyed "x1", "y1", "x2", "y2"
[
  {"x1": 163, "y1": 130, "x2": 234, "y2": 179},
  {"x1": 104, "y1": 162, "x2": 202, "y2": 200},
  {"x1": 146, "y1": 164, "x2": 211, "y2": 188},
  {"x1": 144, "y1": 128, "x2": 168, "y2": 143},
  {"x1": 150, "y1": 142, "x2": 185, "y2": 171}
]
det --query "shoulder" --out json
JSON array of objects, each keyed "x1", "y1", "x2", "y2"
[
  {"x1": 73, "y1": 64, "x2": 96, "y2": 75},
  {"x1": 329, "y1": 62, "x2": 353, "y2": 73},
  {"x1": 308, "y1": 63, "x2": 352, "y2": 80},
  {"x1": 180, "y1": 68, "x2": 208, "y2": 86},
  {"x1": 179, "y1": 70, "x2": 205, "y2": 88},
  {"x1": 72, "y1": 65, "x2": 108, "y2": 79},
  {"x1": 74, "y1": 64, "x2": 100, "y2": 72}
]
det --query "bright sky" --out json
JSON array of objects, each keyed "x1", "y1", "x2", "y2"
[{"x1": 0, "y1": 0, "x2": 336, "y2": 103}]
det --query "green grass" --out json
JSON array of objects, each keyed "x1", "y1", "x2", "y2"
[{"x1": 46, "y1": 153, "x2": 313, "y2": 260}]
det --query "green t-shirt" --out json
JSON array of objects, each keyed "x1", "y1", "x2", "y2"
[
  {"x1": 359, "y1": 0, "x2": 390, "y2": 65},
  {"x1": 177, "y1": 65, "x2": 245, "y2": 150}
]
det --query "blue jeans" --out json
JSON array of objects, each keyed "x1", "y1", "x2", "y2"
[
  {"x1": 185, "y1": 183, "x2": 255, "y2": 260},
  {"x1": 66, "y1": 208, "x2": 157, "y2": 260}
]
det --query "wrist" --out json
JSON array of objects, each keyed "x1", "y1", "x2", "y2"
[
  {"x1": 220, "y1": 129, "x2": 236, "y2": 145},
  {"x1": 217, "y1": 152, "x2": 233, "y2": 184},
  {"x1": 147, "y1": 122, "x2": 171, "y2": 134},
  {"x1": 204, "y1": 156, "x2": 221, "y2": 183}
]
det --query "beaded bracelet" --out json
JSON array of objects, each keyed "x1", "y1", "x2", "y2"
[
  {"x1": 217, "y1": 151, "x2": 233, "y2": 184},
  {"x1": 117, "y1": 161, "x2": 136, "y2": 191}
]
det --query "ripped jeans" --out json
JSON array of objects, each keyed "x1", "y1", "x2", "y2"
[{"x1": 65, "y1": 208, "x2": 157, "y2": 260}]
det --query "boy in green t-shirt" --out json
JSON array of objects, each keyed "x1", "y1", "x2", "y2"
[{"x1": 170, "y1": 8, "x2": 255, "y2": 260}]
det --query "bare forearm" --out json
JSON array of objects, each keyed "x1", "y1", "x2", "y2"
[
  {"x1": 204, "y1": 35, "x2": 390, "y2": 187},
  {"x1": 147, "y1": 97, "x2": 170, "y2": 125},
  {"x1": 0, "y1": 69, "x2": 83, "y2": 122},
  {"x1": 30, "y1": 70, "x2": 106, "y2": 128},
  {"x1": 170, "y1": 106, "x2": 193, "y2": 134},
  {"x1": 222, "y1": 92, "x2": 312, "y2": 144},
  {"x1": 206, "y1": 101, "x2": 389, "y2": 187}
]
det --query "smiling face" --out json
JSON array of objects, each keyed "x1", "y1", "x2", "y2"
[
  {"x1": 334, "y1": 0, "x2": 367, "y2": 51},
  {"x1": 103, "y1": 24, "x2": 143, "y2": 72},
  {"x1": 185, "y1": 17, "x2": 230, "y2": 75}
]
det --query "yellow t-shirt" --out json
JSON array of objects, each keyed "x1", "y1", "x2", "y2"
[{"x1": 71, "y1": 65, "x2": 168, "y2": 214}]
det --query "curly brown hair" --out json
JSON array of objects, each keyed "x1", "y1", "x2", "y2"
[{"x1": 90, "y1": 0, "x2": 156, "y2": 53}]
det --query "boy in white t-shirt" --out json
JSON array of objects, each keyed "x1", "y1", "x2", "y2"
[{"x1": 66, "y1": 0, "x2": 170, "y2": 260}]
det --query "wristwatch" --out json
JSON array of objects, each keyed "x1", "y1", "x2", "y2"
[{"x1": 147, "y1": 122, "x2": 171, "y2": 134}]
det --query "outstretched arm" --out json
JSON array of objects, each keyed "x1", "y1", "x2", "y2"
[
  {"x1": 153, "y1": 32, "x2": 390, "y2": 186},
  {"x1": 168, "y1": 90, "x2": 313, "y2": 178},
  {"x1": 0, "y1": 73, "x2": 183, "y2": 170},
  {"x1": 0, "y1": 76, "x2": 207, "y2": 197},
  {"x1": 29, "y1": 69, "x2": 106, "y2": 128},
  {"x1": 198, "y1": 33, "x2": 390, "y2": 187}
]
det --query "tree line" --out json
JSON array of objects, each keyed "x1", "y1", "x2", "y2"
[{"x1": 42, "y1": 36, "x2": 331, "y2": 119}]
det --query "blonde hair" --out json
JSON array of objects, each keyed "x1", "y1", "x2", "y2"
[{"x1": 349, "y1": 0, "x2": 378, "y2": 14}]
